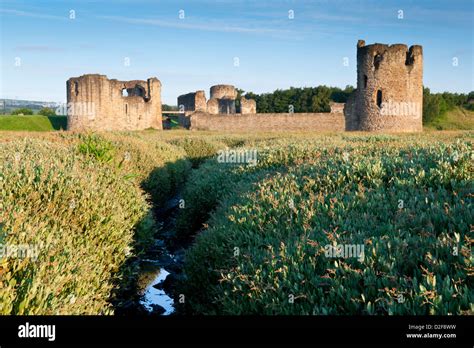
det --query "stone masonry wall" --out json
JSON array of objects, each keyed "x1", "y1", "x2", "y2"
[
  {"x1": 67, "y1": 74, "x2": 162, "y2": 131},
  {"x1": 329, "y1": 102, "x2": 345, "y2": 114},
  {"x1": 207, "y1": 84, "x2": 237, "y2": 115},
  {"x1": 206, "y1": 98, "x2": 219, "y2": 114},
  {"x1": 240, "y1": 97, "x2": 257, "y2": 114},
  {"x1": 177, "y1": 90, "x2": 207, "y2": 112},
  {"x1": 210, "y1": 85, "x2": 237, "y2": 99},
  {"x1": 343, "y1": 93, "x2": 358, "y2": 131},
  {"x1": 189, "y1": 112, "x2": 344, "y2": 132},
  {"x1": 350, "y1": 40, "x2": 423, "y2": 132}
]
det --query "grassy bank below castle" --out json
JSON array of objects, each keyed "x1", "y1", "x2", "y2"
[
  {"x1": 424, "y1": 107, "x2": 474, "y2": 130},
  {"x1": 0, "y1": 115, "x2": 67, "y2": 131}
]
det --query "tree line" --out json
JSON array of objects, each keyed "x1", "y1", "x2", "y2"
[
  {"x1": 422, "y1": 88, "x2": 474, "y2": 124},
  {"x1": 238, "y1": 86, "x2": 473, "y2": 123},
  {"x1": 238, "y1": 85, "x2": 355, "y2": 113}
]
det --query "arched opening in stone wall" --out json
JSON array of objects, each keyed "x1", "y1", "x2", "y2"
[
  {"x1": 122, "y1": 85, "x2": 148, "y2": 100},
  {"x1": 127, "y1": 85, "x2": 146, "y2": 97},
  {"x1": 376, "y1": 90, "x2": 383, "y2": 108},
  {"x1": 364, "y1": 75, "x2": 368, "y2": 88},
  {"x1": 374, "y1": 54, "x2": 382, "y2": 69},
  {"x1": 405, "y1": 50, "x2": 415, "y2": 65},
  {"x1": 74, "y1": 82, "x2": 79, "y2": 96},
  {"x1": 125, "y1": 104, "x2": 128, "y2": 114}
]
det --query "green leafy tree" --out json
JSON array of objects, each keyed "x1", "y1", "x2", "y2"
[
  {"x1": 311, "y1": 86, "x2": 331, "y2": 112},
  {"x1": 38, "y1": 107, "x2": 56, "y2": 116},
  {"x1": 235, "y1": 88, "x2": 245, "y2": 113},
  {"x1": 246, "y1": 86, "x2": 356, "y2": 113},
  {"x1": 12, "y1": 108, "x2": 33, "y2": 115},
  {"x1": 162, "y1": 104, "x2": 178, "y2": 111}
]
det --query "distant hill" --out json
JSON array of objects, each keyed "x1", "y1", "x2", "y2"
[{"x1": 0, "y1": 99, "x2": 61, "y2": 114}]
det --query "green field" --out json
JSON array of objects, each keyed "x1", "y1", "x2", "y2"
[
  {"x1": 0, "y1": 115, "x2": 67, "y2": 131},
  {"x1": 0, "y1": 130, "x2": 472, "y2": 315},
  {"x1": 424, "y1": 107, "x2": 474, "y2": 130}
]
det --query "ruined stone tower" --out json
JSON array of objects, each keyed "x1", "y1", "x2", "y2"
[
  {"x1": 67, "y1": 74, "x2": 162, "y2": 131},
  {"x1": 177, "y1": 84, "x2": 253, "y2": 116},
  {"x1": 209, "y1": 84, "x2": 237, "y2": 114},
  {"x1": 240, "y1": 97, "x2": 257, "y2": 114},
  {"x1": 177, "y1": 90, "x2": 207, "y2": 112},
  {"x1": 345, "y1": 40, "x2": 423, "y2": 132}
]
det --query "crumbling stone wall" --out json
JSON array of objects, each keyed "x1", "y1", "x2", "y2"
[
  {"x1": 345, "y1": 40, "x2": 423, "y2": 132},
  {"x1": 177, "y1": 90, "x2": 206, "y2": 112},
  {"x1": 189, "y1": 112, "x2": 344, "y2": 132},
  {"x1": 206, "y1": 98, "x2": 219, "y2": 114},
  {"x1": 207, "y1": 84, "x2": 237, "y2": 115},
  {"x1": 177, "y1": 85, "x2": 256, "y2": 116},
  {"x1": 67, "y1": 74, "x2": 162, "y2": 131},
  {"x1": 210, "y1": 85, "x2": 237, "y2": 100},
  {"x1": 241, "y1": 97, "x2": 257, "y2": 114},
  {"x1": 329, "y1": 102, "x2": 345, "y2": 114},
  {"x1": 343, "y1": 93, "x2": 358, "y2": 131}
]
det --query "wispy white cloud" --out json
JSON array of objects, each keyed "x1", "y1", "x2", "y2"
[
  {"x1": 97, "y1": 15, "x2": 295, "y2": 37},
  {"x1": 0, "y1": 8, "x2": 67, "y2": 20},
  {"x1": 15, "y1": 45, "x2": 64, "y2": 52}
]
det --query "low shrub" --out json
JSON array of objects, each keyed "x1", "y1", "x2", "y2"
[
  {"x1": 169, "y1": 137, "x2": 225, "y2": 167},
  {"x1": 179, "y1": 139, "x2": 473, "y2": 315},
  {"x1": 0, "y1": 132, "x2": 193, "y2": 314},
  {"x1": 0, "y1": 139, "x2": 154, "y2": 314},
  {"x1": 97, "y1": 133, "x2": 192, "y2": 205}
]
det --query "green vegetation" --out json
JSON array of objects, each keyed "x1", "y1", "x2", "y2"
[
  {"x1": 78, "y1": 134, "x2": 115, "y2": 163},
  {"x1": 0, "y1": 132, "x2": 192, "y2": 314},
  {"x1": 162, "y1": 104, "x2": 179, "y2": 111},
  {"x1": 0, "y1": 130, "x2": 472, "y2": 315},
  {"x1": 11, "y1": 108, "x2": 34, "y2": 115},
  {"x1": 176, "y1": 133, "x2": 473, "y2": 315},
  {"x1": 0, "y1": 138, "x2": 153, "y2": 314},
  {"x1": 243, "y1": 86, "x2": 355, "y2": 113},
  {"x1": 0, "y1": 115, "x2": 67, "y2": 131},
  {"x1": 424, "y1": 107, "x2": 474, "y2": 131},
  {"x1": 168, "y1": 137, "x2": 226, "y2": 167},
  {"x1": 422, "y1": 88, "x2": 473, "y2": 129},
  {"x1": 38, "y1": 107, "x2": 57, "y2": 117}
]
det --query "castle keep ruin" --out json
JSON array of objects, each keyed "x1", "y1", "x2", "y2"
[
  {"x1": 209, "y1": 85, "x2": 237, "y2": 114},
  {"x1": 345, "y1": 40, "x2": 423, "y2": 132},
  {"x1": 67, "y1": 40, "x2": 422, "y2": 133},
  {"x1": 177, "y1": 84, "x2": 255, "y2": 115},
  {"x1": 67, "y1": 74, "x2": 162, "y2": 131}
]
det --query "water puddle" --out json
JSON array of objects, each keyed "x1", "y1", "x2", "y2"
[
  {"x1": 132, "y1": 193, "x2": 185, "y2": 315},
  {"x1": 138, "y1": 261, "x2": 175, "y2": 315}
]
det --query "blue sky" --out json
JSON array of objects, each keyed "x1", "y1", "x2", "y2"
[{"x1": 0, "y1": 0, "x2": 472, "y2": 104}]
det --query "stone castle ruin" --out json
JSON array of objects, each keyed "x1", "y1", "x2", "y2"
[
  {"x1": 177, "y1": 84, "x2": 257, "y2": 115},
  {"x1": 344, "y1": 40, "x2": 423, "y2": 132},
  {"x1": 66, "y1": 40, "x2": 422, "y2": 132},
  {"x1": 67, "y1": 74, "x2": 162, "y2": 131}
]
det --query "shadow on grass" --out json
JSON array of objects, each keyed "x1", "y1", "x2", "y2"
[
  {"x1": 111, "y1": 157, "x2": 192, "y2": 315},
  {"x1": 47, "y1": 116, "x2": 68, "y2": 130}
]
